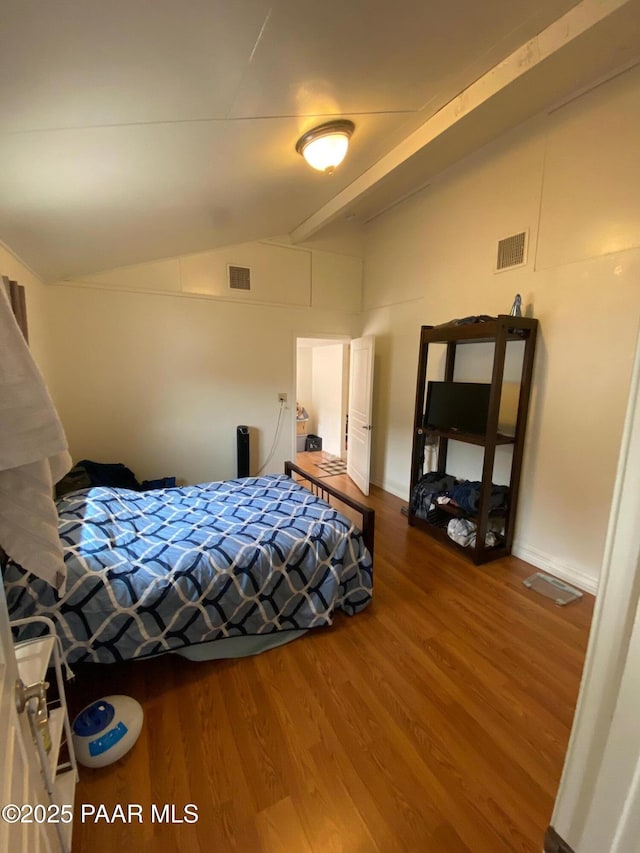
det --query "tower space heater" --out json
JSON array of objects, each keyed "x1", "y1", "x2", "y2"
[{"x1": 237, "y1": 425, "x2": 250, "y2": 478}]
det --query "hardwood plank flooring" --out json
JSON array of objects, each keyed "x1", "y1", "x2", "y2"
[{"x1": 68, "y1": 463, "x2": 594, "y2": 852}]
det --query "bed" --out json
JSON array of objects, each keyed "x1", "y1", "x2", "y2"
[{"x1": 3, "y1": 463, "x2": 374, "y2": 665}]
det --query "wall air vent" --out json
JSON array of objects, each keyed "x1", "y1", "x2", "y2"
[
  {"x1": 496, "y1": 230, "x2": 528, "y2": 272},
  {"x1": 228, "y1": 265, "x2": 251, "y2": 291}
]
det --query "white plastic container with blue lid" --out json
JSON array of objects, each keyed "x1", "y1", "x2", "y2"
[{"x1": 72, "y1": 695, "x2": 143, "y2": 768}]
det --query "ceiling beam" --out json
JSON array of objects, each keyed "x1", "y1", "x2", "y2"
[{"x1": 290, "y1": 0, "x2": 640, "y2": 243}]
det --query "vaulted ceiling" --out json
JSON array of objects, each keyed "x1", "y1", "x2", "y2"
[{"x1": 1, "y1": 0, "x2": 639, "y2": 280}]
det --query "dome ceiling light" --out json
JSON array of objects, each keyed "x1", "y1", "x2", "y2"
[{"x1": 295, "y1": 120, "x2": 355, "y2": 174}]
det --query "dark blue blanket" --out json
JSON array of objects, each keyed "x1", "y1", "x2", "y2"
[{"x1": 4, "y1": 475, "x2": 373, "y2": 664}]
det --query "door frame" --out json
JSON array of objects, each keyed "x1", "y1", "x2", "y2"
[
  {"x1": 549, "y1": 322, "x2": 640, "y2": 851},
  {"x1": 0, "y1": 574, "x2": 60, "y2": 852}
]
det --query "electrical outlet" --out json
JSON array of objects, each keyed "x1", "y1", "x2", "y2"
[{"x1": 278, "y1": 392, "x2": 287, "y2": 403}]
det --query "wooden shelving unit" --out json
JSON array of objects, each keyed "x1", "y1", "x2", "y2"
[{"x1": 408, "y1": 314, "x2": 538, "y2": 564}]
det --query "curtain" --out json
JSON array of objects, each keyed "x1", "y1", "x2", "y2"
[
  {"x1": 0, "y1": 276, "x2": 71, "y2": 592},
  {"x1": 2, "y1": 275, "x2": 28, "y2": 343}
]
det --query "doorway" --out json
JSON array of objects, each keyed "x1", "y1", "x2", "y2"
[
  {"x1": 295, "y1": 337, "x2": 349, "y2": 460},
  {"x1": 295, "y1": 335, "x2": 375, "y2": 496}
]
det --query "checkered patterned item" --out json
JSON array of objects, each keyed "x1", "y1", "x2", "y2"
[
  {"x1": 316, "y1": 460, "x2": 348, "y2": 475},
  {"x1": 5, "y1": 475, "x2": 373, "y2": 664}
]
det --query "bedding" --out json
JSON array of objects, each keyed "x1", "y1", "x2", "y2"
[{"x1": 3, "y1": 474, "x2": 373, "y2": 664}]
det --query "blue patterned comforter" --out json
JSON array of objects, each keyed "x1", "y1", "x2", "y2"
[{"x1": 4, "y1": 475, "x2": 373, "y2": 664}]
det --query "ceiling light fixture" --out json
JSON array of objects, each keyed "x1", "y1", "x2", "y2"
[{"x1": 295, "y1": 120, "x2": 355, "y2": 174}]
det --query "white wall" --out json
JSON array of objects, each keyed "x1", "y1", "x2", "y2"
[
  {"x1": 361, "y1": 65, "x2": 640, "y2": 591},
  {"x1": 295, "y1": 346, "x2": 313, "y2": 421},
  {"x1": 37, "y1": 242, "x2": 362, "y2": 486},
  {"x1": 311, "y1": 343, "x2": 347, "y2": 457},
  {"x1": 74, "y1": 238, "x2": 363, "y2": 314}
]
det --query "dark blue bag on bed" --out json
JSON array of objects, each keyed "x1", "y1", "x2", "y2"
[
  {"x1": 56, "y1": 460, "x2": 141, "y2": 496},
  {"x1": 76, "y1": 460, "x2": 141, "y2": 490},
  {"x1": 140, "y1": 477, "x2": 176, "y2": 490}
]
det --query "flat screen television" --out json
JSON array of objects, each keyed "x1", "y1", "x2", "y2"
[{"x1": 424, "y1": 381, "x2": 491, "y2": 435}]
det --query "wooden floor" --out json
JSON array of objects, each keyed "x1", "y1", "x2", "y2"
[{"x1": 69, "y1": 458, "x2": 594, "y2": 853}]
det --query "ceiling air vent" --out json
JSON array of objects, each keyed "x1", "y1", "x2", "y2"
[
  {"x1": 496, "y1": 230, "x2": 528, "y2": 272},
  {"x1": 228, "y1": 264, "x2": 251, "y2": 291}
]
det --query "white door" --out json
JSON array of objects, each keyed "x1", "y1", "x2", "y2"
[
  {"x1": 0, "y1": 580, "x2": 58, "y2": 853},
  {"x1": 347, "y1": 336, "x2": 375, "y2": 496}
]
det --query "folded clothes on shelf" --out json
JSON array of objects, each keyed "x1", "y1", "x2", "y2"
[
  {"x1": 410, "y1": 472, "x2": 509, "y2": 520},
  {"x1": 447, "y1": 517, "x2": 504, "y2": 548},
  {"x1": 410, "y1": 472, "x2": 457, "y2": 518},
  {"x1": 448, "y1": 481, "x2": 509, "y2": 514}
]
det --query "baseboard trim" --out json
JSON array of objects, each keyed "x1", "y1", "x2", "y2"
[
  {"x1": 371, "y1": 477, "x2": 406, "y2": 501},
  {"x1": 375, "y1": 477, "x2": 601, "y2": 596},
  {"x1": 544, "y1": 825, "x2": 575, "y2": 853},
  {"x1": 513, "y1": 541, "x2": 599, "y2": 595}
]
